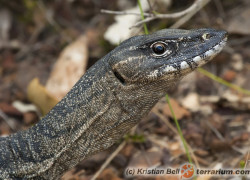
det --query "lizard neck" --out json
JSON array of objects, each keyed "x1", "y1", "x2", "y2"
[
  {"x1": 0, "y1": 54, "x2": 175, "y2": 179},
  {"x1": 0, "y1": 57, "x2": 111, "y2": 178}
]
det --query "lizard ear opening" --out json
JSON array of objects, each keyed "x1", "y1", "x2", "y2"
[{"x1": 114, "y1": 70, "x2": 126, "y2": 84}]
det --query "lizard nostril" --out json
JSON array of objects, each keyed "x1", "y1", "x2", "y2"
[{"x1": 202, "y1": 33, "x2": 211, "y2": 41}]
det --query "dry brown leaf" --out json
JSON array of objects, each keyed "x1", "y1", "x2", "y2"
[
  {"x1": 0, "y1": 122, "x2": 11, "y2": 136},
  {"x1": 221, "y1": 90, "x2": 250, "y2": 110},
  {"x1": 23, "y1": 112, "x2": 38, "y2": 125},
  {"x1": 128, "y1": 150, "x2": 163, "y2": 168},
  {"x1": 27, "y1": 35, "x2": 88, "y2": 115},
  {"x1": 162, "y1": 98, "x2": 190, "y2": 119},
  {"x1": 155, "y1": 176, "x2": 179, "y2": 180},
  {"x1": 168, "y1": 141, "x2": 183, "y2": 157},
  {"x1": 0, "y1": 102, "x2": 22, "y2": 117},
  {"x1": 120, "y1": 143, "x2": 137, "y2": 157},
  {"x1": 231, "y1": 53, "x2": 243, "y2": 71},
  {"x1": 194, "y1": 149, "x2": 209, "y2": 157},
  {"x1": 196, "y1": 163, "x2": 223, "y2": 180},
  {"x1": 46, "y1": 35, "x2": 88, "y2": 101},
  {"x1": 222, "y1": 70, "x2": 236, "y2": 82},
  {"x1": 97, "y1": 168, "x2": 122, "y2": 180},
  {"x1": 61, "y1": 168, "x2": 87, "y2": 180},
  {"x1": 181, "y1": 93, "x2": 200, "y2": 112},
  {"x1": 27, "y1": 78, "x2": 58, "y2": 115},
  {"x1": 209, "y1": 139, "x2": 231, "y2": 152}
]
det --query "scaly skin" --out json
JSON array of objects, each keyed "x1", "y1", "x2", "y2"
[{"x1": 0, "y1": 29, "x2": 227, "y2": 179}]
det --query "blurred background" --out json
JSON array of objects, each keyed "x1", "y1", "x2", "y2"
[{"x1": 0, "y1": 0, "x2": 250, "y2": 179}]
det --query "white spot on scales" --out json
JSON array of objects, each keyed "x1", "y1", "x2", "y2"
[
  {"x1": 163, "y1": 65, "x2": 177, "y2": 73},
  {"x1": 205, "y1": 49, "x2": 215, "y2": 57},
  {"x1": 180, "y1": 61, "x2": 189, "y2": 69},
  {"x1": 148, "y1": 69, "x2": 159, "y2": 78},
  {"x1": 193, "y1": 56, "x2": 202, "y2": 63}
]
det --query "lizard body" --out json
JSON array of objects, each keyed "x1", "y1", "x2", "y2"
[{"x1": 0, "y1": 29, "x2": 227, "y2": 179}]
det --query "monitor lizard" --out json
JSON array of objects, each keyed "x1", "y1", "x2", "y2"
[{"x1": 0, "y1": 28, "x2": 227, "y2": 179}]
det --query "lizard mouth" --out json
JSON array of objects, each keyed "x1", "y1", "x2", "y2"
[{"x1": 189, "y1": 36, "x2": 227, "y2": 69}]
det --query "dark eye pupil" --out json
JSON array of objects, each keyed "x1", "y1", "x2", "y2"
[{"x1": 152, "y1": 43, "x2": 165, "y2": 54}]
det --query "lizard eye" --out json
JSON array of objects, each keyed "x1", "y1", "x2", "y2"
[{"x1": 151, "y1": 42, "x2": 168, "y2": 56}]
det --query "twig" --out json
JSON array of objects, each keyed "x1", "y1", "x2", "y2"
[
  {"x1": 205, "y1": 121, "x2": 224, "y2": 140},
  {"x1": 205, "y1": 121, "x2": 245, "y2": 154},
  {"x1": 102, "y1": 0, "x2": 212, "y2": 29},
  {"x1": 90, "y1": 141, "x2": 126, "y2": 180},
  {"x1": 146, "y1": 0, "x2": 154, "y2": 13},
  {"x1": 244, "y1": 151, "x2": 250, "y2": 169},
  {"x1": 140, "y1": 143, "x2": 153, "y2": 166},
  {"x1": 152, "y1": 110, "x2": 200, "y2": 169},
  {"x1": 147, "y1": 135, "x2": 169, "y2": 149},
  {"x1": 91, "y1": 125, "x2": 137, "y2": 180},
  {"x1": 101, "y1": 9, "x2": 152, "y2": 17},
  {"x1": 132, "y1": 0, "x2": 207, "y2": 28},
  {"x1": 0, "y1": 109, "x2": 15, "y2": 131},
  {"x1": 171, "y1": 0, "x2": 211, "y2": 28}
]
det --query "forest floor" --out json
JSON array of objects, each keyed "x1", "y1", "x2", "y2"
[{"x1": 0, "y1": 0, "x2": 250, "y2": 179}]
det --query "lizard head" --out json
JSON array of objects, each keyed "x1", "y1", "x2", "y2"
[{"x1": 109, "y1": 28, "x2": 227, "y2": 85}]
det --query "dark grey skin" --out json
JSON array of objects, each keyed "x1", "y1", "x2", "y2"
[{"x1": 0, "y1": 29, "x2": 227, "y2": 179}]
